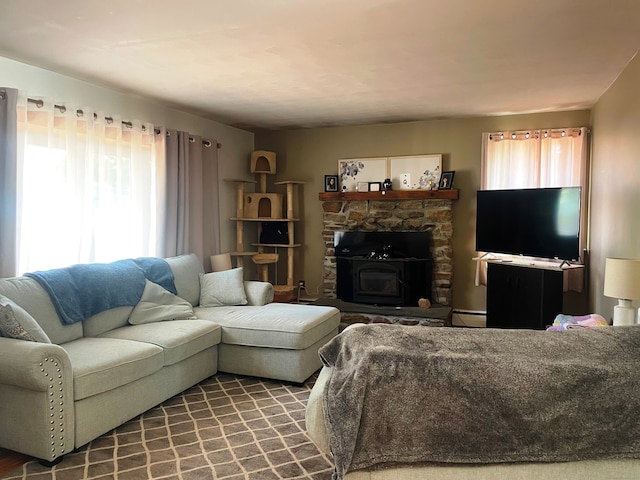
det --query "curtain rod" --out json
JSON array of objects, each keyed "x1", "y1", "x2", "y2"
[
  {"x1": 488, "y1": 127, "x2": 589, "y2": 140},
  {"x1": 26, "y1": 97, "x2": 221, "y2": 149}
]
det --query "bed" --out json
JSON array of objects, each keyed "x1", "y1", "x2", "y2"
[{"x1": 305, "y1": 323, "x2": 640, "y2": 479}]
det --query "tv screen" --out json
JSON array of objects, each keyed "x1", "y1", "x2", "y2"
[{"x1": 475, "y1": 187, "x2": 582, "y2": 261}]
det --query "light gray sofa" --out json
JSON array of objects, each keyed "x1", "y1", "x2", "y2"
[{"x1": 0, "y1": 253, "x2": 339, "y2": 465}]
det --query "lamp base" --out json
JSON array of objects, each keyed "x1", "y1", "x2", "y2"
[{"x1": 613, "y1": 299, "x2": 636, "y2": 326}]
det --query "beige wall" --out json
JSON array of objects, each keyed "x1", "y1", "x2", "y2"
[
  {"x1": 590, "y1": 53, "x2": 640, "y2": 321},
  {"x1": 255, "y1": 110, "x2": 591, "y2": 312},
  {"x1": 0, "y1": 55, "x2": 254, "y2": 255}
]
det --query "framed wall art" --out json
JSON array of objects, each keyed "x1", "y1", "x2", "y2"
[
  {"x1": 389, "y1": 154, "x2": 442, "y2": 190},
  {"x1": 338, "y1": 157, "x2": 387, "y2": 192}
]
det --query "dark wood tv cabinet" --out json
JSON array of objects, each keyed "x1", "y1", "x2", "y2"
[{"x1": 486, "y1": 261, "x2": 577, "y2": 330}]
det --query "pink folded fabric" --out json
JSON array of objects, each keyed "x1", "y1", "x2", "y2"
[{"x1": 546, "y1": 313, "x2": 609, "y2": 331}]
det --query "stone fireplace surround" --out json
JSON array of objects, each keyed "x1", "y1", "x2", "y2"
[{"x1": 320, "y1": 194, "x2": 455, "y2": 307}]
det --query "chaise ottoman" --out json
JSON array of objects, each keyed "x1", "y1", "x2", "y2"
[{"x1": 195, "y1": 302, "x2": 340, "y2": 383}]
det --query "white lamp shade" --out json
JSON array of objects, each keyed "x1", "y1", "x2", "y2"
[
  {"x1": 604, "y1": 257, "x2": 640, "y2": 300},
  {"x1": 210, "y1": 253, "x2": 232, "y2": 272}
]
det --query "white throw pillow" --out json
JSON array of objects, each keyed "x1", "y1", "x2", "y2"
[
  {"x1": 199, "y1": 268, "x2": 248, "y2": 307},
  {"x1": 128, "y1": 280, "x2": 196, "y2": 325},
  {"x1": 0, "y1": 294, "x2": 51, "y2": 343}
]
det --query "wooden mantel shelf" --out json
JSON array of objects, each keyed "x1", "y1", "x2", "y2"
[{"x1": 318, "y1": 189, "x2": 459, "y2": 201}]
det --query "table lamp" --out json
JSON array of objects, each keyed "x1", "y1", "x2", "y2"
[{"x1": 604, "y1": 257, "x2": 640, "y2": 326}]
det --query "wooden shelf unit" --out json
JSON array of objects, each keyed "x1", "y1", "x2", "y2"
[{"x1": 226, "y1": 177, "x2": 303, "y2": 287}]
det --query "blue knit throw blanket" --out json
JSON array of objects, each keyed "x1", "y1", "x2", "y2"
[{"x1": 25, "y1": 257, "x2": 177, "y2": 325}]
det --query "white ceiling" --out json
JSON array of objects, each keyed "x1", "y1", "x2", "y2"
[{"x1": 0, "y1": 0, "x2": 639, "y2": 131}]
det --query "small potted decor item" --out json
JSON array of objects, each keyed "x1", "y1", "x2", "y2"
[{"x1": 382, "y1": 178, "x2": 393, "y2": 191}]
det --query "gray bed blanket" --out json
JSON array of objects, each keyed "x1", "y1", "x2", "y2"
[{"x1": 318, "y1": 324, "x2": 640, "y2": 479}]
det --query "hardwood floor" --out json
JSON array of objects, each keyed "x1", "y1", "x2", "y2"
[{"x1": 0, "y1": 448, "x2": 29, "y2": 476}]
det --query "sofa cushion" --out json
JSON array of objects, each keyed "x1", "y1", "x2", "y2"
[
  {"x1": 128, "y1": 280, "x2": 196, "y2": 325},
  {"x1": 0, "y1": 277, "x2": 83, "y2": 344},
  {"x1": 199, "y1": 268, "x2": 247, "y2": 307},
  {"x1": 165, "y1": 254, "x2": 204, "y2": 306},
  {"x1": 98, "y1": 319, "x2": 221, "y2": 366},
  {"x1": 194, "y1": 303, "x2": 340, "y2": 349},
  {"x1": 62, "y1": 337, "x2": 164, "y2": 400},
  {"x1": 0, "y1": 295, "x2": 51, "y2": 343}
]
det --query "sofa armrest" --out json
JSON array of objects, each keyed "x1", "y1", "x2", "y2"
[
  {"x1": 244, "y1": 281, "x2": 274, "y2": 306},
  {"x1": 0, "y1": 337, "x2": 72, "y2": 390},
  {"x1": 305, "y1": 365, "x2": 332, "y2": 453},
  {"x1": 0, "y1": 337, "x2": 75, "y2": 462}
]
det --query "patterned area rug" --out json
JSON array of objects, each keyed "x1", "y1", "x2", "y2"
[{"x1": 2, "y1": 374, "x2": 334, "y2": 480}]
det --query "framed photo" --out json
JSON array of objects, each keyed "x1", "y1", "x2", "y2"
[
  {"x1": 324, "y1": 175, "x2": 339, "y2": 192},
  {"x1": 368, "y1": 182, "x2": 382, "y2": 192},
  {"x1": 356, "y1": 181, "x2": 369, "y2": 192},
  {"x1": 438, "y1": 171, "x2": 455, "y2": 190},
  {"x1": 389, "y1": 154, "x2": 442, "y2": 190},
  {"x1": 338, "y1": 157, "x2": 387, "y2": 192}
]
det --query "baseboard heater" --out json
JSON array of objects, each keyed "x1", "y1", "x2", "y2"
[{"x1": 452, "y1": 309, "x2": 486, "y2": 328}]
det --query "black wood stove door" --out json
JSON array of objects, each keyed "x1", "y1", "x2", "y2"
[{"x1": 337, "y1": 257, "x2": 432, "y2": 306}]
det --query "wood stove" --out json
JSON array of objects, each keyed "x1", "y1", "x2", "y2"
[{"x1": 335, "y1": 231, "x2": 433, "y2": 306}]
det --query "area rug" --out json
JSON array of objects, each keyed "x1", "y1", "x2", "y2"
[{"x1": 1, "y1": 374, "x2": 334, "y2": 480}]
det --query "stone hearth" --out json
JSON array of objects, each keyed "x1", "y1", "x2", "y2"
[
  {"x1": 313, "y1": 298, "x2": 452, "y2": 330},
  {"x1": 320, "y1": 196, "x2": 455, "y2": 306}
]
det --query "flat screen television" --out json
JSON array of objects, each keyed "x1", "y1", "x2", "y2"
[{"x1": 475, "y1": 187, "x2": 582, "y2": 261}]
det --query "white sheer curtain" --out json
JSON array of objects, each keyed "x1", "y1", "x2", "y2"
[
  {"x1": 15, "y1": 95, "x2": 165, "y2": 274},
  {"x1": 481, "y1": 128, "x2": 588, "y2": 190}
]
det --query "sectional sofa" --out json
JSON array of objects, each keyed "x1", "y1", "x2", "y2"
[{"x1": 0, "y1": 253, "x2": 339, "y2": 465}]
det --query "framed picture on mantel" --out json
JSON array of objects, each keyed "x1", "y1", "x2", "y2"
[
  {"x1": 324, "y1": 175, "x2": 338, "y2": 192},
  {"x1": 336, "y1": 154, "x2": 445, "y2": 192},
  {"x1": 438, "y1": 171, "x2": 455, "y2": 190},
  {"x1": 338, "y1": 157, "x2": 387, "y2": 192},
  {"x1": 389, "y1": 154, "x2": 442, "y2": 190}
]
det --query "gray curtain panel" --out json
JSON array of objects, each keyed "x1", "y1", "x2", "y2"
[
  {"x1": 0, "y1": 88, "x2": 18, "y2": 278},
  {"x1": 163, "y1": 130, "x2": 221, "y2": 269}
]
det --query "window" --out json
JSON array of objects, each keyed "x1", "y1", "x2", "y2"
[
  {"x1": 16, "y1": 99, "x2": 163, "y2": 274},
  {"x1": 482, "y1": 128, "x2": 588, "y2": 190},
  {"x1": 480, "y1": 127, "x2": 589, "y2": 261}
]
